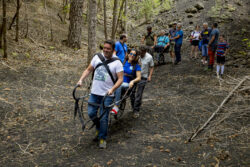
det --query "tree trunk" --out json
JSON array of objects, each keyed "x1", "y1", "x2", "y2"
[
  {"x1": 0, "y1": 24, "x2": 3, "y2": 48},
  {"x1": 114, "y1": 0, "x2": 125, "y2": 36},
  {"x1": 2, "y1": 0, "x2": 7, "y2": 58},
  {"x1": 8, "y1": 1, "x2": 22, "y2": 30},
  {"x1": 15, "y1": 0, "x2": 20, "y2": 42},
  {"x1": 103, "y1": 0, "x2": 107, "y2": 39},
  {"x1": 87, "y1": 0, "x2": 97, "y2": 64},
  {"x1": 111, "y1": 0, "x2": 119, "y2": 40},
  {"x1": 24, "y1": 2, "x2": 29, "y2": 38},
  {"x1": 67, "y1": 0, "x2": 84, "y2": 49},
  {"x1": 63, "y1": 0, "x2": 68, "y2": 23},
  {"x1": 124, "y1": 0, "x2": 127, "y2": 33}
]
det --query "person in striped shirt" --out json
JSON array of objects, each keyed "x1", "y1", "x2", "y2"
[{"x1": 216, "y1": 35, "x2": 229, "y2": 77}]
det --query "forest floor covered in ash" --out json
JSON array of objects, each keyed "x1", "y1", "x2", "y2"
[{"x1": 0, "y1": 44, "x2": 249, "y2": 167}]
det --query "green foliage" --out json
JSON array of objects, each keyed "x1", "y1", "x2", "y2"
[
  {"x1": 239, "y1": 51, "x2": 246, "y2": 55},
  {"x1": 161, "y1": 0, "x2": 172, "y2": 11},
  {"x1": 241, "y1": 38, "x2": 250, "y2": 48},
  {"x1": 12, "y1": 52, "x2": 18, "y2": 57},
  {"x1": 63, "y1": 4, "x2": 70, "y2": 14},
  {"x1": 138, "y1": 0, "x2": 172, "y2": 22},
  {"x1": 25, "y1": 53, "x2": 30, "y2": 58},
  {"x1": 138, "y1": 0, "x2": 160, "y2": 22}
]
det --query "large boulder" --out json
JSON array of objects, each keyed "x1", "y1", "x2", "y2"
[
  {"x1": 185, "y1": 7, "x2": 198, "y2": 14},
  {"x1": 194, "y1": 2, "x2": 205, "y2": 10}
]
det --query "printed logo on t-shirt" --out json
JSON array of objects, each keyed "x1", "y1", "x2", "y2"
[
  {"x1": 129, "y1": 66, "x2": 133, "y2": 70},
  {"x1": 94, "y1": 66, "x2": 108, "y2": 82}
]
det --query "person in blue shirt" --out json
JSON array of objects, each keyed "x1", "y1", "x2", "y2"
[
  {"x1": 156, "y1": 30, "x2": 170, "y2": 48},
  {"x1": 172, "y1": 23, "x2": 183, "y2": 65},
  {"x1": 111, "y1": 49, "x2": 141, "y2": 115},
  {"x1": 154, "y1": 30, "x2": 170, "y2": 64},
  {"x1": 114, "y1": 34, "x2": 128, "y2": 63}
]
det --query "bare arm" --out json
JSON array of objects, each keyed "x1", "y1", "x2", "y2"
[
  {"x1": 148, "y1": 67, "x2": 154, "y2": 81},
  {"x1": 141, "y1": 36, "x2": 145, "y2": 44},
  {"x1": 164, "y1": 42, "x2": 170, "y2": 49},
  {"x1": 173, "y1": 35, "x2": 180, "y2": 40},
  {"x1": 129, "y1": 71, "x2": 141, "y2": 88},
  {"x1": 153, "y1": 35, "x2": 157, "y2": 46},
  {"x1": 77, "y1": 64, "x2": 94, "y2": 86},
  {"x1": 208, "y1": 35, "x2": 215, "y2": 46},
  {"x1": 108, "y1": 71, "x2": 123, "y2": 95},
  {"x1": 224, "y1": 48, "x2": 229, "y2": 56}
]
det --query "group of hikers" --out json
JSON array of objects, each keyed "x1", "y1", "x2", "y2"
[
  {"x1": 76, "y1": 22, "x2": 229, "y2": 149},
  {"x1": 141, "y1": 22, "x2": 229, "y2": 77},
  {"x1": 189, "y1": 22, "x2": 229, "y2": 77}
]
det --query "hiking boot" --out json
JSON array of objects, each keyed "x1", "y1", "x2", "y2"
[
  {"x1": 99, "y1": 139, "x2": 107, "y2": 149},
  {"x1": 93, "y1": 130, "x2": 99, "y2": 142},
  {"x1": 133, "y1": 112, "x2": 140, "y2": 118}
]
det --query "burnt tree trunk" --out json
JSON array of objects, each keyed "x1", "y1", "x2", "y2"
[
  {"x1": 2, "y1": 0, "x2": 7, "y2": 58},
  {"x1": 87, "y1": 0, "x2": 97, "y2": 64},
  {"x1": 24, "y1": 2, "x2": 29, "y2": 38},
  {"x1": 114, "y1": 0, "x2": 125, "y2": 36},
  {"x1": 8, "y1": 1, "x2": 22, "y2": 30},
  {"x1": 124, "y1": 0, "x2": 127, "y2": 33},
  {"x1": 103, "y1": 0, "x2": 107, "y2": 40},
  {"x1": 111, "y1": 0, "x2": 119, "y2": 40},
  {"x1": 67, "y1": 0, "x2": 84, "y2": 49},
  {"x1": 15, "y1": 0, "x2": 20, "y2": 42}
]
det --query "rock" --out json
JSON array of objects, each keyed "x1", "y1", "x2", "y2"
[
  {"x1": 187, "y1": 14, "x2": 194, "y2": 18},
  {"x1": 185, "y1": 7, "x2": 198, "y2": 14},
  {"x1": 194, "y1": 2, "x2": 205, "y2": 10},
  {"x1": 235, "y1": 1, "x2": 242, "y2": 6}
]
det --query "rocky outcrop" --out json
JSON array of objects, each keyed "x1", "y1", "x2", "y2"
[
  {"x1": 185, "y1": 7, "x2": 198, "y2": 14},
  {"x1": 194, "y1": 2, "x2": 205, "y2": 10}
]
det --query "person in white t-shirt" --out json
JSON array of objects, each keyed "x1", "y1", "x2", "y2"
[
  {"x1": 130, "y1": 45, "x2": 154, "y2": 118},
  {"x1": 190, "y1": 25, "x2": 201, "y2": 59},
  {"x1": 77, "y1": 40, "x2": 124, "y2": 149}
]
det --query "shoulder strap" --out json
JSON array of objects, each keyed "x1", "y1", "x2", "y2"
[
  {"x1": 94, "y1": 53, "x2": 120, "y2": 84},
  {"x1": 146, "y1": 32, "x2": 154, "y2": 41}
]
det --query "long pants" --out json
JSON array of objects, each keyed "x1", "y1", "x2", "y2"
[
  {"x1": 208, "y1": 47, "x2": 216, "y2": 68},
  {"x1": 88, "y1": 94, "x2": 114, "y2": 140},
  {"x1": 202, "y1": 44, "x2": 208, "y2": 59},
  {"x1": 114, "y1": 83, "x2": 129, "y2": 106},
  {"x1": 146, "y1": 45, "x2": 154, "y2": 56},
  {"x1": 175, "y1": 43, "x2": 182, "y2": 63},
  {"x1": 130, "y1": 78, "x2": 147, "y2": 113}
]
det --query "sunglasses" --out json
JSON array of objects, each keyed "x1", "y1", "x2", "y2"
[{"x1": 130, "y1": 53, "x2": 136, "y2": 56}]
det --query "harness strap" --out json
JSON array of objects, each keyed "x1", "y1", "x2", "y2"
[
  {"x1": 74, "y1": 99, "x2": 85, "y2": 131},
  {"x1": 95, "y1": 53, "x2": 120, "y2": 85}
]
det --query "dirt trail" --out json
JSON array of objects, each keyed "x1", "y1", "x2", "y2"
[{"x1": 0, "y1": 48, "x2": 249, "y2": 166}]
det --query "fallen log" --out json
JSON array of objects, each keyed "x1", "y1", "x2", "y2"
[{"x1": 188, "y1": 76, "x2": 249, "y2": 142}]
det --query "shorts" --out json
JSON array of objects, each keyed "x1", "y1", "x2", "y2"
[
  {"x1": 216, "y1": 56, "x2": 225, "y2": 64},
  {"x1": 191, "y1": 40, "x2": 199, "y2": 46},
  {"x1": 169, "y1": 41, "x2": 175, "y2": 52}
]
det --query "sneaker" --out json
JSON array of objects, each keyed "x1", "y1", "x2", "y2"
[
  {"x1": 93, "y1": 130, "x2": 99, "y2": 142},
  {"x1": 133, "y1": 112, "x2": 140, "y2": 118},
  {"x1": 110, "y1": 105, "x2": 119, "y2": 115},
  {"x1": 99, "y1": 139, "x2": 107, "y2": 149}
]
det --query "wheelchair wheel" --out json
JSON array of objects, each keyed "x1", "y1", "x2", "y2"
[
  {"x1": 159, "y1": 53, "x2": 165, "y2": 64},
  {"x1": 114, "y1": 99, "x2": 126, "y2": 120}
]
